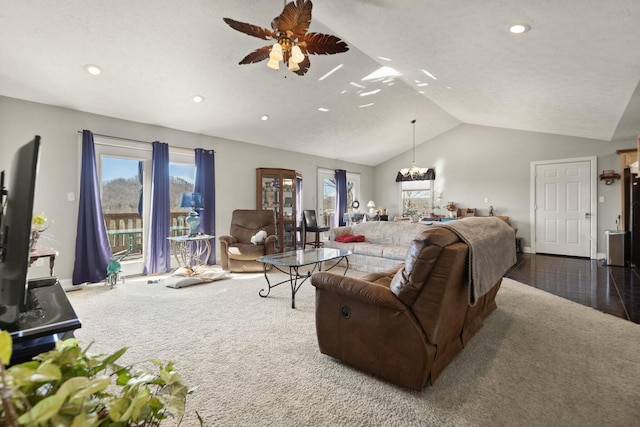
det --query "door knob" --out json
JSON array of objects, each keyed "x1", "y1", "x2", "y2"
[{"x1": 585, "y1": 212, "x2": 592, "y2": 219}]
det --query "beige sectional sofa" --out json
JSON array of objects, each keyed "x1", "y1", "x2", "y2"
[{"x1": 324, "y1": 221, "x2": 431, "y2": 272}]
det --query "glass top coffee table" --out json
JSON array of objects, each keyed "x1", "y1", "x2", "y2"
[{"x1": 257, "y1": 248, "x2": 352, "y2": 309}]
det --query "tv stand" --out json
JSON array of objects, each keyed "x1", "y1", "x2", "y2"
[{"x1": 6, "y1": 278, "x2": 81, "y2": 365}]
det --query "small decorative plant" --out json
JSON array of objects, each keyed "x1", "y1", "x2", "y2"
[
  {"x1": 31, "y1": 213, "x2": 52, "y2": 233},
  {"x1": 0, "y1": 331, "x2": 194, "y2": 427},
  {"x1": 30, "y1": 213, "x2": 53, "y2": 250},
  {"x1": 445, "y1": 201, "x2": 456, "y2": 212},
  {"x1": 445, "y1": 201, "x2": 457, "y2": 217}
]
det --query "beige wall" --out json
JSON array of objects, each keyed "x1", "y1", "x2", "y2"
[
  {"x1": 374, "y1": 124, "x2": 636, "y2": 253},
  {"x1": 0, "y1": 96, "x2": 374, "y2": 281},
  {"x1": 2, "y1": 95, "x2": 637, "y2": 282}
]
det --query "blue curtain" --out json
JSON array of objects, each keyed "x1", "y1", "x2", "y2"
[
  {"x1": 336, "y1": 169, "x2": 348, "y2": 226},
  {"x1": 143, "y1": 142, "x2": 171, "y2": 274},
  {"x1": 72, "y1": 130, "x2": 112, "y2": 285},
  {"x1": 194, "y1": 149, "x2": 216, "y2": 264}
]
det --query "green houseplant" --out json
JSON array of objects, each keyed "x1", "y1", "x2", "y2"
[{"x1": 0, "y1": 331, "x2": 194, "y2": 427}]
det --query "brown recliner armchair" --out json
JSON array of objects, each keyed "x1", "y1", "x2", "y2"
[
  {"x1": 311, "y1": 227, "x2": 502, "y2": 390},
  {"x1": 219, "y1": 209, "x2": 277, "y2": 272}
]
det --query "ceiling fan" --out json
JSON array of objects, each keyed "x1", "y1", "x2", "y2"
[{"x1": 223, "y1": 0, "x2": 349, "y2": 75}]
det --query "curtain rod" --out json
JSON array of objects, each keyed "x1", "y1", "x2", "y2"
[{"x1": 76, "y1": 130, "x2": 215, "y2": 153}]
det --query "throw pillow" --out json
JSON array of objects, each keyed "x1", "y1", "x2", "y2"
[
  {"x1": 334, "y1": 234, "x2": 365, "y2": 243},
  {"x1": 251, "y1": 230, "x2": 267, "y2": 245}
]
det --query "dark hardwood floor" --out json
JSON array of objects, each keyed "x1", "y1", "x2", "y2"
[{"x1": 505, "y1": 253, "x2": 640, "y2": 324}]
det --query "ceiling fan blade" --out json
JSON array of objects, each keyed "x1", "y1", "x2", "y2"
[
  {"x1": 302, "y1": 32, "x2": 349, "y2": 55},
  {"x1": 239, "y1": 45, "x2": 272, "y2": 64},
  {"x1": 277, "y1": 0, "x2": 312, "y2": 39},
  {"x1": 292, "y1": 56, "x2": 311, "y2": 76},
  {"x1": 223, "y1": 17, "x2": 275, "y2": 40}
]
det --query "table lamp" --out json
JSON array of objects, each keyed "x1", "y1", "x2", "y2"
[
  {"x1": 180, "y1": 192, "x2": 203, "y2": 236},
  {"x1": 367, "y1": 200, "x2": 376, "y2": 214}
]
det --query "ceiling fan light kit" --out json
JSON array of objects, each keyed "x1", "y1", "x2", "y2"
[{"x1": 223, "y1": 0, "x2": 349, "y2": 76}]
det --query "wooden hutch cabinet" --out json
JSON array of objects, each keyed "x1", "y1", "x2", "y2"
[{"x1": 256, "y1": 168, "x2": 303, "y2": 252}]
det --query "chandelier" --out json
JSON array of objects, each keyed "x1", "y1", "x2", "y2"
[
  {"x1": 223, "y1": 0, "x2": 349, "y2": 75},
  {"x1": 395, "y1": 119, "x2": 435, "y2": 182}
]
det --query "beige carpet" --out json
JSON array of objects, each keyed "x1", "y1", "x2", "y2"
[{"x1": 67, "y1": 269, "x2": 640, "y2": 426}]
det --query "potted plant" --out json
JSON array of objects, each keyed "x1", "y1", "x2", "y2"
[
  {"x1": 445, "y1": 201, "x2": 457, "y2": 218},
  {"x1": 0, "y1": 331, "x2": 195, "y2": 427}
]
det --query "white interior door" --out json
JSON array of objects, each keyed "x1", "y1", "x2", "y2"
[{"x1": 534, "y1": 160, "x2": 592, "y2": 257}]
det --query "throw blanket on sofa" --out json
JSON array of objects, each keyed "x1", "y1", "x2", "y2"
[{"x1": 435, "y1": 217, "x2": 517, "y2": 305}]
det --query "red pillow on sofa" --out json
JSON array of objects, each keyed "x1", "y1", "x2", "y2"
[{"x1": 335, "y1": 234, "x2": 365, "y2": 243}]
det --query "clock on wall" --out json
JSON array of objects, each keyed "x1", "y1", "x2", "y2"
[{"x1": 351, "y1": 200, "x2": 360, "y2": 210}]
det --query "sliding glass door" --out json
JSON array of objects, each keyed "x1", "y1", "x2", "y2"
[
  {"x1": 317, "y1": 168, "x2": 360, "y2": 228},
  {"x1": 94, "y1": 138, "x2": 195, "y2": 275}
]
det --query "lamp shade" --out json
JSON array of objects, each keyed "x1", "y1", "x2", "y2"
[
  {"x1": 288, "y1": 60, "x2": 300, "y2": 72},
  {"x1": 180, "y1": 192, "x2": 203, "y2": 210},
  {"x1": 291, "y1": 45, "x2": 305, "y2": 63},
  {"x1": 267, "y1": 57, "x2": 280, "y2": 70},
  {"x1": 367, "y1": 200, "x2": 376, "y2": 208},
  {"x1": 270, "y1": 42, "x2": 283, "y2": 60}
]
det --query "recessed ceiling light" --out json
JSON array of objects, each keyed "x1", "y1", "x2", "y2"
[
  {"x1": 358, "y1": 103, "x2": 374, "y2": 108},
  {"x1": 260, "y1": 115, "x2": 269, "y2": 121},
  {"x1": 318, "y1": 108, "x2": 329, "y2": 112},
  {"x1": 192, "y1": 95, "x2": 205, "y2": 103},
  {"x1": 83, "y1": 64, "x2": 102, "y2": 76},
  {"x1": 509, "y1": 23, "x2": 531, "y2": 34}
]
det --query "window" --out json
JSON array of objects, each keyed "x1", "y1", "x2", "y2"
[
  {"x1": 169, "y1": 162, "x2": 197, "y2": 234},
  {"x1": 400, "y1": 180, "x2": 437, "y2": 218},
  {"x1": 101, "y1": 156, "x2": 146, "y2": 262},
  {"x1": 321, "y1": 176, "x2": 336, "y2": 228},
  {"x1": 317, "y1": 169, "x2": 360, "y2": 227},
  {"x1": 94, "y1": 138, "x2": 195, "y2": 274}
]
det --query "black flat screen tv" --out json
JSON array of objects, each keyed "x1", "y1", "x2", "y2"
[{"x1": 0, "y1": 136, "x2": 41, "y2": 328}]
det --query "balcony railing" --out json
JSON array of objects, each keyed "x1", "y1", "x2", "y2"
[{"x1": 104, "y1": 212, "x2": 189, "y2": 257}]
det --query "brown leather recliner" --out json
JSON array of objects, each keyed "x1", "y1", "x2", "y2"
[
  {"x1": 219, "y1": 209, "x2": 277, "y2": 272},
  {"x1": 311, "y1": 227, "x2": 501, "y2": 390}
]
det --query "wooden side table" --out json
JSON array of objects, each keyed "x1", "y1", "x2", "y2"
[{"x1": 29, "y1": 246, "x2": 58, "y2": 276}]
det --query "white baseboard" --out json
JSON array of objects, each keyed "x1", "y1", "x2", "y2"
[{"x1": 521, "y1": 249, "x2": 606, "y2": 260}]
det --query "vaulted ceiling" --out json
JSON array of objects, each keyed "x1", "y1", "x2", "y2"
[{"x1": 1, "y1": 0, "x2": 639, "y2": 166}]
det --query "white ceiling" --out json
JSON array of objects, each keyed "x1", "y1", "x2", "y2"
[{"x1": 1, "y1": 0, "x2": 639, "y2": 166}]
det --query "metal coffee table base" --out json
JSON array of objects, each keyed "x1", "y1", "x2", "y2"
[{"x1": 258, "y1": 253, "x2": 349, "y2": 309}]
